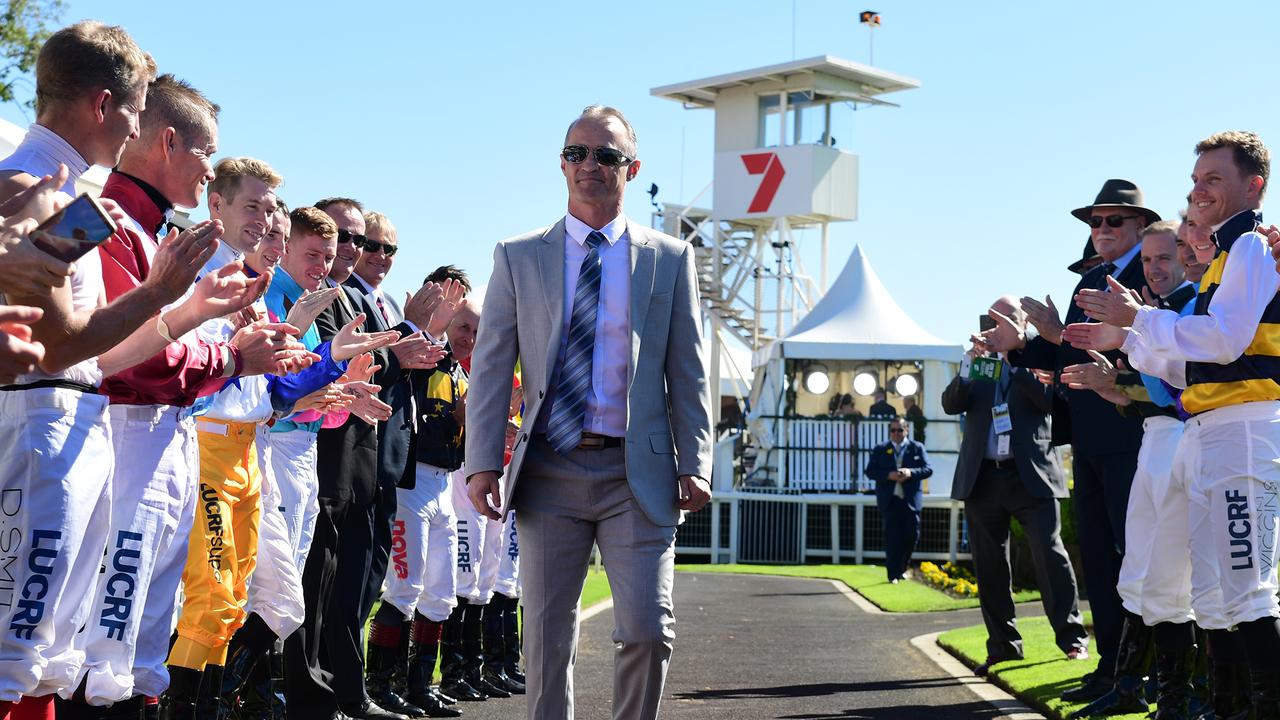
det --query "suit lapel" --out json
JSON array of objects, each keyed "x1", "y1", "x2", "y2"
[
  {"x1": 343, "y1": 276, "x2": 387, "y2": 330},
  {"x1": 628, "y1": 221, "x2": 656, "y2": 389},
  {"x1": 537, "y1": 220, "x2": 567, "y2": 389}
]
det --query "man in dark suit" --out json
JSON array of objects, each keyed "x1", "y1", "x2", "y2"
[
  {"x1": 945, "y1": 296, "x2": 1087, "y2": 675},
  {"x1": 982, "y1": 179, "x2": 1159, "y2": 702},
  {"x1": 864, "y1": 416, "x2": 932, "y2": 582},
  {"x1": 285, "y1": 198, "x2": 448, "y2": 720}
]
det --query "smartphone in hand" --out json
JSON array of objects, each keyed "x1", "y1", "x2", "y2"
[{"x1": 30, "y1": 193, "x2": 117, "y2": 263}]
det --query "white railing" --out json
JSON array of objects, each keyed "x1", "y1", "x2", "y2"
[
  {"x1": 677, "y1": 490, "x2": 969, "y2": 566},
  {"x1": 784, "y1": 418, "x2": 892, "y2": 492}
]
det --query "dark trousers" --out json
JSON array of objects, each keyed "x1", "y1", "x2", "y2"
[
  {"x1": 326, "y1": 483, "x2": 399, "y2": 707},
  {"x1": 878, "y1": 494, "x2": 919, "y2": 580},
  {"x1": 1072, "y1": 449, "x2": 1138, "y2": 678},
  {"x1": 965, "y1": 461, "x2": 1087, "y2": 660},
  {"x1": 284, "y1": 496, "x2": 347, "y2": 717}
]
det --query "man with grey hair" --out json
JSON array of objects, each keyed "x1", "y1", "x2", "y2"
[
  {"x1": 465, "y1": 105, "x2": 713, "y2": 720},
  {"x1": 946, "y1": 297, "x2": 1087, "y2": 676}
]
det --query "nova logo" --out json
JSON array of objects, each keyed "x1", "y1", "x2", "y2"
[
  {"x1": 391, "y1": 520, "x2": 408, "y2": 580},
  {"x1": 741, "y1": 152, "x2": 786, "y2": 213}
]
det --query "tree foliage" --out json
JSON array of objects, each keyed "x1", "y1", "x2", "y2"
[{"x1": 0, "y1": 0, "x2": 64, "y2": 108}]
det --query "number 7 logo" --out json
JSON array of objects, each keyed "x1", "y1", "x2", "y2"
[{"x1": 741, "y1": 152, "x2": 786, "y2": 213}]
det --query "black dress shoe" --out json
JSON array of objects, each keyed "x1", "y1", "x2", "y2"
[
  {"x1": 431, "y1": 687, "x2": 457, "y2": 706},
  {"x1": 340, "y1": 698, "x2": 410, "y2": 720},
  {"x1": 439, "y1": 678, "x2": 486, "y2": 702},
  {"x1": 484, "y1": 667, "x2": 525, "y2": 695},
  {"x1": 1061, "y1": 672, "x2": 1115, "y2": 703},
  {"x1": 411, "y1": 692, "x2": 462, "y2": 718}
]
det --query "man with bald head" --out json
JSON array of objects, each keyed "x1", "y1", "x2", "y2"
[{"x1": 943, "y1": 297, "x2": 1087, "y2": 675}]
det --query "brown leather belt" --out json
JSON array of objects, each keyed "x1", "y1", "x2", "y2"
[{"x1": 537, "y1": 431, "x2": 623, "y2": 450}]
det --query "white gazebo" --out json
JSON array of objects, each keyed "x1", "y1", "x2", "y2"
[{"x1": 748, "y1": 245, "x2": 963, "y2": 495}]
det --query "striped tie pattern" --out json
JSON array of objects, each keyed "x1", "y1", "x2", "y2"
[{"x1": 546, "y1": 231, "x2": 606, "y2": 455}]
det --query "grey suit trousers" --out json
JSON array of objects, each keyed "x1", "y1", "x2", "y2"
[{"x1": 514, "y1": 437, "x2": 677, "y2": 720}]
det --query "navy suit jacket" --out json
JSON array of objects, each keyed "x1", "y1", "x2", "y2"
[{"x1": 865, "y1": 439, "x2": 932, "y2": 511}]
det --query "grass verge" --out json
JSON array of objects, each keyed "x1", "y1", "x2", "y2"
[
  {"x1": 937, "y1": 613, "x2": 1149, "y2": 720},
  {"x1": 676, "y1": 563, "x2": 1038, "y2": 613}
]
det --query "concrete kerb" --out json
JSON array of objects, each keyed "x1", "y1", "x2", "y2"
[{"x1": 910, "y1": 632, "x2": 1045, "y2": 720}]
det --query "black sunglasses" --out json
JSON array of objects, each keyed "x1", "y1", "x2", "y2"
[
  {"x1": 561, "y1": 144, "x2": 634, "y2": 167},
  {"x1": 1088, "y1": 214, "x2": 1142, "y2": 229},
  {"x1": 890, "y1": 427, "x2": 906, "y2": 433},
  {"x1": 336, "y1": 229, "x2": 369, "y2": 248},
  {"x1": 364, "y1": 239, "x2": 398, "y2": 257}
]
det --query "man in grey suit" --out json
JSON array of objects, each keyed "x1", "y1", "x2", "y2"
[
  {"x1": 943, "y1": 296, "x2": 1088, "y2": 676},
  {"x1": 465, "y1": 105, "x2": 713, "y2": 720}
]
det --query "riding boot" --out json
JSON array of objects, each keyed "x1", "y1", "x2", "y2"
[
  {"x1": 367, "y1": 610, "x2": 426, "y2": 718},
  {"x1": 482, "y1": 596, "x2": 523, "y2": 695},
  {"x1": 1067, "y1": 612, "x2": 1153, "y2": 718},
  {"x1": 195, "y1": 665, "x2": 222, "y2": 720},
  {"x1": 54, "y1": 695, "x2": 146, "y2": 719},
  {"x1": 439, "y1": 601, "x2": 483, "y2": 702},
  {"x1": 1151, "y1": 622, "x2": 1195, "y2": 720},
  {"x1": 463, "y1": 602, "x2": 506, "y2": 699},
  {"x1": 1186, "y1": 626, "x2": 1211, "y2": 720},
  {"x1": 1241, "y1": 617, "x2": 1280, "y2": 720},
  {"x1": 158, "y1": 666, "x2": 201, "y2": 720},
  {"x1": 502, "y1": 596, "x2": 524, "y2": 685},
  {"x1": 239, "y1": 640, "x2": 286, "y2": 720},
  {"x1": 218, "y1": 624, "x2": 272, "y2": 718},
  {"x1": 408, "y1": 613, "x2": 461, "y2": 717},
  {"x1": 1206, "y1": 629, "x2": 1251, "y2": 720}
]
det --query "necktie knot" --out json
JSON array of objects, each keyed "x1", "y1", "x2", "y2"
[{"x1": 585, "y1": 231, "x2": 605, "y2": 250}]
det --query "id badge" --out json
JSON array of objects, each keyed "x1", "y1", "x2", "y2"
[
  {"x1": 996, "y1": 434, "x2": 1011, "y2": 457},
  {"x1": 992, "y1": 402, "x2": 1012, "y2": 435}
]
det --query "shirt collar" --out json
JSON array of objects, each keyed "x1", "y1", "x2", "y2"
[
  {"x1": 1109, "y1": 242, "x2": 1141, "y2": 273},
  {"x1": 272, "y1": 266, "x2": 307, "y2": 301},
  {"x1": 350, "y1": 272, "x2": 377, "y2": 296},
  {"x1": 202, "y1": 239, "x2": 243, "y2": 278},
  {"x1": 25, "y1": 123, "x2": 90, "y2": 182},
  {"x1": 104, "y1": 171, "x2": 173, "y2": 238},
  {"x1": 565, "y1": 212, "x2": 627, "y2": 247}
]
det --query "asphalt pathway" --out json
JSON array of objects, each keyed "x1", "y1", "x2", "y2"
[{"x1": 455, "y1": 571, "x2": 1018, "y2": 719}]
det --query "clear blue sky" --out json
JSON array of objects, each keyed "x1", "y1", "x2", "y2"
[{"x1": 11, "y1": 1, "x2": 1280, "y2": 346}]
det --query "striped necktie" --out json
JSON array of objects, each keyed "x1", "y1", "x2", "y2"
[{"x1": 546, "y1": 231, "x2": 606, "y2": 455}]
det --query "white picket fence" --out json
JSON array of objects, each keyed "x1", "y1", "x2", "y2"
[{"x1": 784, "y1": 418, "x2": 892, "y2": 492}]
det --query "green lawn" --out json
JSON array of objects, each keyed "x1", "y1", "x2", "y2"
[
  {"x1": 676, "y1": 563, "x2": 1039, "y2": 613},
  {"x1": 580, "y1": 566, "x2": 611, "y2": 609},
  {"x1": 938, "y1": 613, "x2": 1149, "y2": 720}
]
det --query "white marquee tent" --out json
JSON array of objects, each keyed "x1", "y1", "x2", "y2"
[{"x1": 747, "y1": 245, "x2": 964, "y2": 494}]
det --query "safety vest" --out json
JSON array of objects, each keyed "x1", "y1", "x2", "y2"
[{"x1": 1182, "y1": 210, "x2": 1280, "y2": 414}]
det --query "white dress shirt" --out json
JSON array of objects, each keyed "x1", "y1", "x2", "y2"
[
  {"x1": 1122, "y1": 223, "x2": 1279, "y2": 389},
  {"x1": 2, "y1": 124, "x2": 102, "y2": 387},
  {"x1": 551, "y1": 212, "x2": 631, "y2": 438}
]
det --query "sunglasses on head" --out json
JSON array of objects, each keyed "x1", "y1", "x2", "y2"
[
  {"x1": 561, "y1": 144, "x2": 634, "y2": 167},
  {"x1": 364, "y1": 239, "x2": 398, "y2": 257},
  {"x1": 336, "y1": 229, "x2": 369, "y2": 248},
  {"x1": 1088, "y1": 214, "x2": 1142, "y2": 229}
]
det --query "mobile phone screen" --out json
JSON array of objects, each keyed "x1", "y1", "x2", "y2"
[
  {"x1": 30, "y1": 194, "x2": 117, "y2": 263},
  {"x1": 979, "y1": 315, "x2": 996, "y2": 332}
]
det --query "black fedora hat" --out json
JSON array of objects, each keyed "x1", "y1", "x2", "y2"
[
  {"x1": 1067, "y1": 236, "x2": 1101, "y2": 275},
  {"x1": 1071, "y1": 179, "x2": 1161, "y2": 225}
]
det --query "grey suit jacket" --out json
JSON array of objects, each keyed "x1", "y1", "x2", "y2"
[
  {"x1": 941, "y1": 366, "x2": 1067, "y2": 500},
  {"x1": 465, "y1": 216, "x2": 713, "y2": 527}
]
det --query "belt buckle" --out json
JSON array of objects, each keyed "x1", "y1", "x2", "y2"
[{"x1": 577, "y1": 433, "x2": 606, "y2": 450}]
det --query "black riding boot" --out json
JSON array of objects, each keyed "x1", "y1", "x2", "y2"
[
  {"x1": 158, "y1": 666, "x2": 201, "y2": 720},
  {"x1": 502, "y1": 597, "x2": 524, "y2": 684},
  {"x1": 1206, "y1": 629, "x2": 1251, "y2": 720},
  {"x1": 1241, "y1": 617, "x2": 1280, "y2": 720},
  {"x1": 463, "y1": 602, "x2": 507, "y2": 699},
  {"x1": 367, "y1": 609, "x2": 426, "y2": 718},
  {"x1": 482, "y1": 596, "x2": 523, "y2": 695},
  {"x1": 238, "y1": 640, "x2": 286, "y2": 720},
  {"x1": 195, "y1": 664, "x2": 222, "y2": 719},
  {"x1": 54, "y1": 694, "x2": 147, "y2": 719},
  {"x1": 1151, "y1": 622, "x2": 1195, "y2": 720},
  {"x1": 406, "y1": 614, "x2": 460, "y2": 718},
  {"x1": 1186, "y1": 625, "x2": 1211, "y2": 720},
  {"x1": 1068, "y1": 612, "x2": 1153, "y2": 718},
  {"x1": 439, "y1": 601, "x2": 483, "y2": 701}
]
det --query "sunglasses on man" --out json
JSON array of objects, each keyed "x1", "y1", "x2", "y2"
[
  {"x1": 364, "y1": 239, "x2": 397, "y2": 257},
  {"x1": 561, "y1": 144, "x2": 634, "y2": 168},
  {"x1": 336, "y1": 229, "x2": 368, "y2": 248},
  {"x1": 1088, "y1": 214, "x2": 1142, "y2": 229}
]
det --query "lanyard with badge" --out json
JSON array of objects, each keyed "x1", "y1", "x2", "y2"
[{"x1": 992, "y1": 366, "x2": 1012, "y2": 457}]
